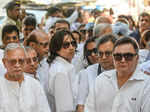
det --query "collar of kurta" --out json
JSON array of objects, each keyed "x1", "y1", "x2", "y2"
[{"x1": 103, "y1": 65, "x2": 145, "y2": 81}]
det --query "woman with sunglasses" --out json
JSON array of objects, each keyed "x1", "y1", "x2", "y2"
[
  {"x1": 83, "y1": 37, "x2": 98, "y2": 67},
  {"x1": 46, "y1": 30, "x2": 78, "y2": 112}
]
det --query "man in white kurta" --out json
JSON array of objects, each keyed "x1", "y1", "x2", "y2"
[
  {"x1": 0, "y1": 43, "x2": 51, "y2": 112},
  {"x1": 85, "y1": 37, "x2": 150, "y2": 112},
  {"x1": 0, "y1": 75, "x2": 51, "y2": 112}
]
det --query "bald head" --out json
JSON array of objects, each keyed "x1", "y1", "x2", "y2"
[{"x1": 26, "y1": 29, "x2": 49, "y2": 61}]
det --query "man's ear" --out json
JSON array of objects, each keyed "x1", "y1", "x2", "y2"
[{"x1": 2, "y1": 58, "x2": 7, "y2": 68}]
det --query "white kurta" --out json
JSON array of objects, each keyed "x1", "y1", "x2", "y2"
[
  {"x1": 0, "y1": 75, "x2": 51, "y2": 112},
  {"x1": 85, "y1": 66, "x2": 150, "y2": 112},
  {"x1": 37, "y1": 57, "x2": 49, "y2": 89},
  {"x1": 77, "y1": 63, "x2": 99, "y2": 105},
  {"x1": 46, "y1": 56, "x2": 78, "y2": 112}
]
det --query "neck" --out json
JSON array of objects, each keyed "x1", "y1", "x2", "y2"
[{"x1": 117, "y1": 71, "x2": 133, "y2": 88}]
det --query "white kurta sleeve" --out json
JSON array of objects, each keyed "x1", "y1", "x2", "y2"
[
  {"x1": 35, "y1": 81, "x2": 51, "y2": 112},
  {"x1": 140, "y1": 81, "x2": 150, "y2": 112},
  {"x1": 77, "y1": 70, "x2": 89, "y2": 105},
  {"x1": 54, "y1": 72, "x2": 74, "y2": 112},
  {"x1": 84, "y1": 83, "x2": 96, "y2": 112}
]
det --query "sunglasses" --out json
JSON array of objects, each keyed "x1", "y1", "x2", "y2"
[
  {"x1": 98, "y1": 51, "x2": 112, "y2": 58},
  {"x1": 62, "y1": 41, "x2": 77, "y2": 49},
  {"x1": 113, "y1": 53, "x2": 137, "y2": 61},
  {"x1": 6, "y1": 58, "x2": 25, "y2": 66},
  {"x1": 80, "y1": 30, "x2": 87, "y2": 34},
  {"x1": 26, "y1": 57, "x2": 38, "y2": 64},
  {"x1": 86, "y1": 48, "x2": 97, "y2": 56},
  {"x1": 6, "y1": 36, "x2": 18, "y2": 41},
  {"x1": 38, "y1": 42, "x2": 49, "y2": 48}
]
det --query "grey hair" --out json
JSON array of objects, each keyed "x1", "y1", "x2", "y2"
[
  {"x1": 93, "y1": 23, "x2": 112, "y2": 37},
  {"x1": 4, "y1": 43, "x2": 27, "y2": 58}
]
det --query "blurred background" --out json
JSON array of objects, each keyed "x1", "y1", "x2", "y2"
[{"x1": 0, "y1": 0, "x2": 150, "y2": 25}]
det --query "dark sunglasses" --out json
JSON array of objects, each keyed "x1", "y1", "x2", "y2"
[
  {"x1": 7, "y1": 58, "x2": 25, "y2": 66},
  {"x1": 62, "y1": 41, "x2": 77, "y2": 49},
  {"x1": 6, "y1": 36, "x2": 18, "y2": 41},
  {"x1": 113, "y1": 53, "x2": 137, "y2": 61},
  {"x1": 80, "y1": 30, "x2": 87, "y2": 34},
  {"x1": 98, "y1": 51, "x2": 112, "y2": 58},
  {"x1": 38, "y1": 42, "x2": 49, "y2": 48},
  {"x1": 26, "y1": 57, "x2": 38, "y2": 64},
  {"x1": 86, "y1": 48, "x2": 97, "y2": 56}
]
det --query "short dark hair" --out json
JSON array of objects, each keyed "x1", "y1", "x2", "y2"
[
  {"x1": 138, "y1": 12, "x2": 150, "y2": 21},
  {"x1": 23, "y1": 16, "x2": 37, "y2": 28},
  {"x1": 113, "y1": 36, "x2": 139, "y2": 54},
  {"x1": 46, "y1": 7, "x2": 61, "y2": 17},
  {"x1": 54, "y1": 19, "x2": 70, "y2": 29},
  {"x1": 47, "y1": 30, "x2": 76, "y2": 65},
  {"x1": 72, "y1": 31, "x2": 82, "y2": 42},
  {"x1": 2, "y1": 24, "x2": 19, "y2": 42},
  {"x1": 97, "y1": 33, "x2": 117, "y2": 48}
]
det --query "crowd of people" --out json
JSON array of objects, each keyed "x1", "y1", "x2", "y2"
[{"x1": 0, "y1": 0, "x2": 150, "y2": 112}]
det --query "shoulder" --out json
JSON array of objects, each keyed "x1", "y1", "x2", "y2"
[
  {"x1": 96, "y1": 69, "x2": 116, "y2": 81},
  {"x1": 24, "y1": 75, "x2": 41, "y2": 88},
  {"x1": 86, "y1": 63, "x2": 99, "y2": 71}
]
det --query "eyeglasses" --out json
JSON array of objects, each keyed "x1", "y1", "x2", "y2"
[
  {"x1": 86, "y1": 48, "x2": 97, "y2": 56},
  {"x1": 6, "y1": 36, "x2": 18, "y2": 41},
  {"x1": 6, "y1": 58, "x2": 25, "y2": 66},
  {"x1": 98, "y1": 51, "x2": 112, "y2": 58},
  {"x1": 38, "y1": 42, "x2": 49, "y2": 48},
  {"x1": 113, "y1": 53, "x2": 137, "y2": 61},
  {"x1": 26, "y1": 57, "x2": 38, "y2": 64},
  {"x1": 80, "y1": 30, "x2": 87, "y2": 34},
  {"x1": 62, "y1": 41, "x2": 77, "y2": 49}
]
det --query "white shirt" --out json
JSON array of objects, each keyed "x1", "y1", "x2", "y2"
[
  {"x1": 138, "y1": 49, "x2": 149, "y2": 64},
  {"x1": 46, "y1": 56, "x2": 78, "y2": 112},
  {"x1": 0, "y1": 75, "x2": 51, "y2": 112},
  {"x1": 77, "y1": 64, "x2": 99, "y2": 105},
  {"x1": 72, "y1": 42, "x2": 88, "y2": 73},
  {"x1": 37, "y1": 57, "x2": 49, "y2": 89},
  {"x1": 85, "y1": 66, "x2": 150, "y2": 112},
  {"x1": 140, "y1": 60, "x2": 150, "y2": 73}
]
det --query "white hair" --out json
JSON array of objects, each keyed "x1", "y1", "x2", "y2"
[
  {"x1": 93, "y1": 23, "x2": 112, "y2": 37},
  {"x1": 4, "y1": 43, "x2": 26, "y2": 58}
]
